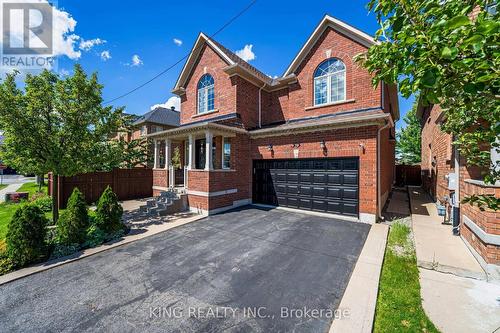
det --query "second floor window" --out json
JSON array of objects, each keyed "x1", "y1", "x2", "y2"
[
  {"x1": 314, "y1": 58, "x2": 346, "y2": 106},
  {"x1": 197, "y1": 74, "x2": 215, "y2": 114}
]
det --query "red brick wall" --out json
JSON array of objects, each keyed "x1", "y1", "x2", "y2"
[
  {"x1": 421, "y1": 104, "x2": 500, "y2": 265},
  {"x1": 235, "y1": 76, "x2": 260, "y2": 129},
  {"x1": 261, "y1": 27, "x2": 381, "y2": 126},
  {"x1": 179, "y1": 44, "x2": 236, "y2": 125},
  {"x1": 380, "y1": 126, "x2": 396, "y2": 205},
  {"x1": 420, "y1": 104, "x2": 454, "y2": 202},
  {"x1": 250, "y1": 126, "x2": 378, "y2": 215},
  {"x1": 152, "y1": 169, "x2": 168, "y2": 196}
]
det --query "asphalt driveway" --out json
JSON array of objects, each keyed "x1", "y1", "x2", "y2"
[{"x1": 0, "y1": 206, "x2": 370, "y2": 333}]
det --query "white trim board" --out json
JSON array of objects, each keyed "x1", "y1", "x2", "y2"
[
  {"x1": 187, "y1": 189, "x2": 237, "y2": 197},
  {"x1": 463, "y1": 215, "x2": 500, "y2": 246}
]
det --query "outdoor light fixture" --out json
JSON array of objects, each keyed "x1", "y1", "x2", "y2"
[
  {"x1": 320, "y1": 140, "x2": 326, "y2": 149},
  {"x1": 359, "y1": 143, "x2": 365, "y2": 153},
  {"x1": 292, "y1": 143, "x2": 300, "y2": 149},
  {"x1": 267, "y1": 144, "x2": 273, "y2": 151}
]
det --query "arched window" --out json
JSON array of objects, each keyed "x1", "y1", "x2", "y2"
[
  {"x1": 197, "y1": 74, "x2": 215, "y2": 114},
  {"x1": 313, "y1": 58, "x2": 346, "y2": 105}
]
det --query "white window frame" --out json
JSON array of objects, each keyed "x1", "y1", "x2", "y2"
[
  {"x1": 222, "y1": 137, "x2": 231, "y2": 169},
  {"x1": 313, "y1": 60, "x2": 346, "y2": 106},
  {"x1": 140, "y1": 125, "x2": 147, "y2": 136},
  {"x1": 197, "y1": 75, "x2": 215, "y2": 114}
]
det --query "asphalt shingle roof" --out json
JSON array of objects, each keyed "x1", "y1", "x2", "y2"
[{"x1": 132, "y1": 107, "x2": 180, "y2": 127}]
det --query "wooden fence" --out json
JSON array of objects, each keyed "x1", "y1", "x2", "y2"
[
  {"x1": 395, "y1": 164, "x2": 422, "y2": 186},
  {"x1": 48, "y1": 168, "x2": 153, "y2": 208}
]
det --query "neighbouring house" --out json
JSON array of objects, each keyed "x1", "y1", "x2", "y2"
[
  {"x1": 417, "y1": 103, "x2": 500, "y2": 269},
  {"x1": 118, "y1": 106, "x2": 180, "y2": 167},
  {"x1": 148, "y1": 15, "x2": 399, "y2": 223}
]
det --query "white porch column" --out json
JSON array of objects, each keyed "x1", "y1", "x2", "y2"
[
  {"x1": 205, "y1": 130, "x2": 213, "y2": 171},
  {"x1": 188, "y1": 134, "x2": 195, "y2": 170},
  {"x1": 165, "y1": 139, "x2": 172, "y2": 169},
  {"x1": 153, "y1": 139, "x2": 159, "y2": 169}
]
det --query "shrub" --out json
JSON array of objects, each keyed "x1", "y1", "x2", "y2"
[
  {"x1": 6, "y1": 204, "x2": 48, "y2": 267},
  {"x1": 31, "y1": 195, "x2": 53, "y2": 213},
  {"x1": 95, "y1": 186, "x2": 124, "y2": 233},
  {"x1": 84, "y1": 224, "x2": 106, "y2": 248},
  {"x1": 57, "y1": 188, "x2": 89, "y2": 245}
]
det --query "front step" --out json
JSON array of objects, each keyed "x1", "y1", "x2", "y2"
[{"x1": 139, "y1": 189, "x2": 188, "y2": 217}]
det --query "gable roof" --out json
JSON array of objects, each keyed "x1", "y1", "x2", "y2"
[
  {"x1": 172, "y1": 15, "x2": 378, "y2": 95},
  {"x1": 172, "y1": 33, "x2": 295, "y2": 94},
  {"x1": 283, "y1": 15, "x2": 379, "y2": 76},
  {"x1": 133, "y1": 107, "x2": 180, "y2": 127}
]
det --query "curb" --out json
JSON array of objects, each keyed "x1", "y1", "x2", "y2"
[{"x1": 329, "y1": 223, "x2": 389, "y2": 333}]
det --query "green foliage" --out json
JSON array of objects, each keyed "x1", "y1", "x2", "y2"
[
  {"x1": 56, "y1": 188, "x2": 89, "y2": 245},
  {"x1": 374, "y1": 222, "x2": 439, "y2": 332},
  {"x1": 396, "y1": 102, "x2": 421, "y2": 165},
  {"x1": 172, "y1": 146, "x2": 182, "y2": 169},
  {"x1": 6, "y1": 205, "x2": 48, "y2": 266},
  {"x1": 119, "y1": 137, "x2": 150, "y2": 168},
  {"x1": 0, "y1": 65, "x2": 126, "y2": 220},
  {"x1": 84, "y1": 224, "x2": 107, "y2": 248},
  {"x1": 31, "y1": 195, "x2": 53, "y2": 213},
  {"x1": 357, "y1": 0, "x2": 499, "y2": 210},
  {"x1": 95, "y1": 186, "x2": 124, "y2": 233}
]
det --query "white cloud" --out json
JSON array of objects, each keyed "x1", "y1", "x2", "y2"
[
  {"x1": 235, "y1": 44, "x2": 256, "y2": 62},
  {"x1": 79, "y1": 38, "x2": 106, "y2": 51},
  {"x1": 0, "y1": 0, "x2": 106, "y2": 75},
  {"x1": 130, "y1": 54, "x2": 143, "y2": 67},
  {"x1": 151, "y1": 96, "x2": 181, "y2": 111},
  {"x1": 173, "y1": 38, "x2": 183, "y2": 46},
  {"x1": 100, "y1": 50, "x2": 111, "y2": 61},
  {"x1": 59, "y1": 68, "x2": 70, "y2": 76}
]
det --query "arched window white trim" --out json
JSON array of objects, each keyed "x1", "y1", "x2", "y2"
[
  {"x1": 197, "y1": 74, "x2": 215, "y2": 114},
  {"x1": 313, "y1": 58, "x2": 346, "y2": 106}
]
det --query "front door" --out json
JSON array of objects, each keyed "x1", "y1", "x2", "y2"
[{"x1": 195, "y1": 139, "x2": 206, "y2": 169}]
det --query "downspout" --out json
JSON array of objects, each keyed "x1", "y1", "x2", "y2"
[
  {"x1": 377, "y1": 117, "x2": 393, "y2": 220},
  {"x1": 258, "y1": 83, "x2": 266, "y2": 128}
]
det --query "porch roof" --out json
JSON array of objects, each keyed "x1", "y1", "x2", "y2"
[
  {"x1": 248, "y1": 110, "x2": 392, "y2": 138},
  {"x1": 147, "y1": 121, "x2": 246, "y2": 140}
]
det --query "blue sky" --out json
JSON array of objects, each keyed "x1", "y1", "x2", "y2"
[{"x1": 53, "y1": 0, "x2": 413, "y2": 128}]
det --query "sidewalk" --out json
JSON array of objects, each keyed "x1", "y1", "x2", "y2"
[{"x1": 408, "y1": 186, "x2": 500, "y2": 333}]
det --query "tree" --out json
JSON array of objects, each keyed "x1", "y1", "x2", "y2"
[
  {"x1": 57, "y1": 188, "x2": 89, "y2": 245},
  {"x1": 114, "y1": 115, "x2": 150, "y2": 169},
  {"x1": 356, "y1": 0, "x2": 499, "y2": 209},
  {"x1": 6, "y1": 205, "x2": 48, "y2": 266},
  {"x1": 95, "y1": 186, "x2": 124, "y2": 233},
  {"x1": 0, "y1": 65, "x2": 124, "y2": 221},
  {"x1": 396, "y1": 103, "x2": 421, "y2": 165}
]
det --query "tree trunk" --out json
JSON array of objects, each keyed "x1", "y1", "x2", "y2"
[{"x1": 51, "y1": 174, "x2": 59, "y2": 223}]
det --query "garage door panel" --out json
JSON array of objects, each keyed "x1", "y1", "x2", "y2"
[
  {"x1": 253, "y1": 158, "x2": 359, "y2": 218},
  {"x1": 343, "y1": 188, "x2": 358, "y2": 200},
  {"x1": 343, "y1": 174, "x2": 358, "y2": 185},
  {"x1": 343, "y1": 203, "x2": 358, "y2": 216}
]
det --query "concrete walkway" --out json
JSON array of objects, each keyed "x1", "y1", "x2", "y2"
[
  {"x1": 0, "y1": 183, "x2": 23, "y2": 203},
  {"x1": 408, "y1": 186, "x2": 485, "y2": 280},
  {"x1": 407, "y1": 186, "x2": 500, "y2": 333}
]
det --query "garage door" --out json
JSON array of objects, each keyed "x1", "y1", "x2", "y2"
[{"x1": 252, "y1": 158, "x2": 359, "y2": 217}]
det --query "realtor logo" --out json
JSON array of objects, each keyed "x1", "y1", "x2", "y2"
[{"x1": 1, "y1": 1, "x2": 54, "y2": 69}]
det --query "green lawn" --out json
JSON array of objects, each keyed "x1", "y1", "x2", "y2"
[
  {"x1": 373, "y1": 223, "x2": 440, "y2": 333},
  {"x1": 0, "y1": 184, "x2": 7, "y2": 191},
  {"x1": 0, "y1": 182, "x2": 50, "y2": 247}
]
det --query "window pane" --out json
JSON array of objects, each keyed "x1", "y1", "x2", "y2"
[
  {"x1": 207, "y1": 86, "x2": 214, "y2": 111},
  {"x1": 223, "y1": 138, "x2": 231, "y2": 169},
  {"x1": 330, "y1": 72, "x2": 345, "y2": 102},
  {"x1": 198, "y1": 89, "x2": 206, "y2": 113},
  {"x1": 314, "y1": 77, "x2": 327, "y2": 105}
]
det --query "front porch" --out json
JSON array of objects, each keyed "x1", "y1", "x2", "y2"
[{"x1": 149, "y1": 122, "x2": 251, "y2": 214}]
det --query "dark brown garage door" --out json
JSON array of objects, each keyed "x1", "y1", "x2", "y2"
[{"x1": 252, "y1": 158, "x2": 359, "y2": 217}]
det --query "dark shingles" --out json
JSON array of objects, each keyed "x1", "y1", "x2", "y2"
[{"x1": 132, "y1": 107, "x2": 180, "y2": 127}]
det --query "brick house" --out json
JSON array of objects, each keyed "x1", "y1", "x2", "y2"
[
  {"x1": 118, "y1": 106, "x2": 180, "y2": 167},
  {"x1": 418, "y1": 103, "x2": 500, "y2": 269},
  {"x1": 149, "y1": 15, "x2": 399, "y2": 223}
]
